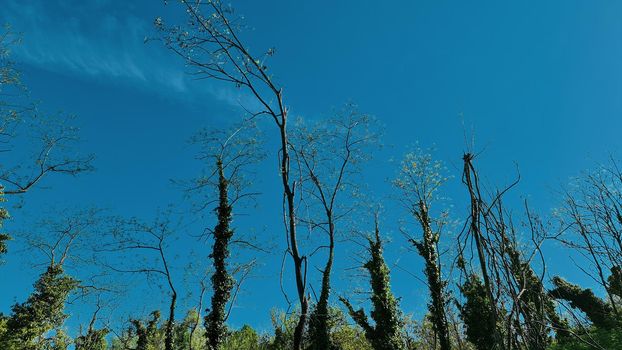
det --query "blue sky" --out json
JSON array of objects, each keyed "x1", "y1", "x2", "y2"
[{"x1": 1, "y1": 0, "x2": 621, "y2": 334}]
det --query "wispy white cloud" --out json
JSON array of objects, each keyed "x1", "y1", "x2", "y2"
[{"x1": 0, "y1": 0, "x2": 252, "y2": 107}]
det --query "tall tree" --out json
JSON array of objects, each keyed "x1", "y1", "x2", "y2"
[
  {"x1": 457, "y1": 154, "x2": 563, "y2": 349},
  {"x1": 291, "y1": 107, "x2": 376, "y2": 350},
  {"x1": 0, "y1": 265, "x2": 77, "y2": 350},
  {"x1": 158, "y1": 2, "x2": 309, "y2": 347},
  {"x1": 189, "y1": 124, "x2": 262, "y2": 349},
  {"x1": 394, "y1": 149, "x2": 451, "y2": 350},
  {"x1": 459, "y1": 153, "x2": 501, "y2": 349}
]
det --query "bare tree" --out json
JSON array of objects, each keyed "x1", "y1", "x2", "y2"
[
  {"x1": 0, "y1": 27, "x2": 92, "y2": 196},
  {"x1": 554, "y1": 159, "x2": 622, "y2": 315},
  {"x1": 189, "y1": 278, "x2": 207, "y2": 350},
  {"x1": 157, "y1": 2, "x2": 310, "y2": 347},
  {"x1": 545, "y1": 158, "x2": 622, "y2": 346},
  {"x1": 0, "y1": 26, "x2": 93, "y2": 259},
  {"x1": 290, "y1": 106, "x2": 377, "y2": 349},
  {"x1": 22, "y1": 208, "x2": 105, "y2": 269},
  {"x1": 101, "y1": 213, "x2": 180, "y2": 350}
]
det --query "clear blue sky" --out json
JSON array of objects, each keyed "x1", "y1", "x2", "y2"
[{"x1": 1, "y1": 0, "x2": 621, "y2": 334}]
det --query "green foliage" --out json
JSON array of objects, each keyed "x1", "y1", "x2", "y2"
[
  {"x1": 74, "y1": 327, "x2": 109, "y2": 350},
  {"x1": 549, "y1": 277, "x2": 618, "y2": 329},
  {"x1": 393, "y1": 150, "x2": 448, "y2": 205},
  {"x1": 0, "y1": 264, "x2": 78, "y2": 350},
  {"x1": 221, "y1": 325, "x2": 264, "y2": 350},
  {"x1": 130, "y1": 311, "x2": 164, "y2": 350},
  {"x1": 609, "y1": 266, "x2": 622, "y2": 299},
  {"x1": 266, "y1": 309, "x2": 297, "y2": 350},
  {"x1": 548, "y1": 327, "x2": 622, "y2": 350},
  {"x1": 0, "y1": 185, "x2": 10, "y2": 259},
  {"x1": 173, "y1": 310, "x2": 205, "y2": 350},
  {"x1": 324, "y1": 308, "x2": 372, "y2": 350},
  {"x1": 457, "y1": 274, "x2": 497, "y2": 350},
  {"x1": 403, "y1": 314, "x2": 475, "y2": 350},
  {"x1": 305, "y1": 307, "x2": 373, "y2": 350},
  {"x1": 307, "y1": 303, "x2": 334, "y2": 350}
]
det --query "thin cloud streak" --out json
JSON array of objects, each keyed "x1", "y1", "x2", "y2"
[{"x1": 0, "y1": 0, "x2": 253, "y2": 108}]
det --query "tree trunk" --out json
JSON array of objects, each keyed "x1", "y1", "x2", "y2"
[
  {"x1": 415, "y1": 201, "x2": 451, "y2": 350},
  {"x1": 278, "y1": 114, "x2": 308, "y2": 350},
  {"x1": 165, "y1": 291, "x2": 177, "y2": 350},
  {"x1": 309, "y1": 219, "x2": 335, "y2": 349}
]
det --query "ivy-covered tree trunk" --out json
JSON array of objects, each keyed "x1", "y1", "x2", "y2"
[
  {"x1": 205, "y1": 159, "x2": 235, "y2": 350},
  {"x1": 412, "y1": 201, "x2": 451, "y2": 350},
  {"x1": 341, "y1": 221, "x2": 404, "y2": 350},
  {"x1": 165, "y1": 291, "x2": 177, "y2": 350},
  {"x1": 308, "y1": 219, "x2": 335, "y2": 350}
]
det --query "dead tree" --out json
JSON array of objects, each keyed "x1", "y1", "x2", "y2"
[
  {"x1": 485, "y1": 198, "x2": 564, "y2": 349},
  {"x1": 461, "y1": 153, "x2": 501, "y2": 342},
  {"x1": 457, "y1": 154, "x2": 563, "y2": 350},
  {"x1": 394, "y1": 149, "x2": 451, "y2": 350},
  {"x1": 157, "y1": 2, "x2": 309, "y2": 347}
]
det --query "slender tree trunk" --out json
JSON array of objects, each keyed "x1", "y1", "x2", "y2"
[
  {"x1": 165, "y1": 291, "x2": 177, "y2": 350},
  {"x1": 189, "y1": 283, "x2": 205, "y2": 350},
  {"x1": 309, "y1": 218, "x2": 335, "y2": 349},
  {"x1": 277, "y1": 112, "x2": 308, "y2": 350}
]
